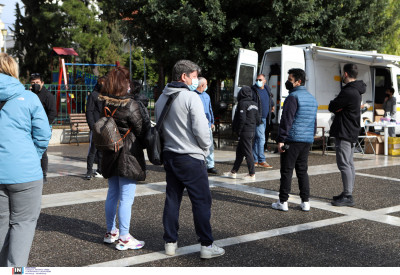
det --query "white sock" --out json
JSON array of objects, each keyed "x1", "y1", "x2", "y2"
[{"x1": 120, "y1": 234, "x2": 131, "y2": 241}]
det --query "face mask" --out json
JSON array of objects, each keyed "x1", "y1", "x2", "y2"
[
  {"x1": 31, "y1": 83, "x2": 41, "y2": 93},
  {"x1": 285, "y1": 80, "x2": 294, "y2": 91},
  {"x1": 385, "y1": 93, "x2": 391, "y2": 97},
  {"x1": 127, "y1": 88, "x2": 131, "y2": 94},
  {"x1": 204, "y1": 85, "x2": 208, "y2": 92},
  {"x1": 341, "y1": 75, "x2": 347, "y2": 84},
  {"x1": 188, "y1": 78, "x2": 199, "y2": 91},
  {"x1": 256, "y1": 80, "x2": 263, "y2": 88}
]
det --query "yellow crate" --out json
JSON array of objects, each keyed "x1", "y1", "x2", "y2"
[
  {"x1": 389, "y1": 148, "x2": 400, "y2": 155},
  {"x1": 389, "y1": 143, "x2": 400, "y2": 149},
  {"x1": 388, "y1": 137, "x2": 400, "y2": 144}
]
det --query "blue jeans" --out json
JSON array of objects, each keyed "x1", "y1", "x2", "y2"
[
  {"x1": 105, "y1": 176, "x2": 137, "y2": 236},
  {"x1": 253, "y1": 118, "x2": 266, "y2": 163},
  {"x1": 205, "y1": 128, "x2": 215, "y2": 169}
]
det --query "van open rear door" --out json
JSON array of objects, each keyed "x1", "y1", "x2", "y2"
[
  {"x1": 232, "y1": 48, "x2": 258, "y2": 120},
  {"x1": 233, "y1": 48, "x2": 258, "y2": 99},
  {"x1": 279, "y1": 45, "x2": 306, "y2": 120}
]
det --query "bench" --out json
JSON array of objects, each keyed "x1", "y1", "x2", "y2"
[{"x1": 69, "y1": 113, "x2": 90, "y2": 146}]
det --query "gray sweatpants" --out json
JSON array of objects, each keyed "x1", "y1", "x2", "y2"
[
  {"x1": 0, "y1": 180, "x2": 43, "y2": 267},
  {"x1": 335, "y1": 139, "x2": 356, "y2": 196}
]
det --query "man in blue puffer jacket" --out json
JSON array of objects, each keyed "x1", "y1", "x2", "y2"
[
  {"x1": 272, "y1": 68, "x2": 318, "y2": 212},
  {"x1": 0, "y1": 55, "x2": 52, "y2": 267}
]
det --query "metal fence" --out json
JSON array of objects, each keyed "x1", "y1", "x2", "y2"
[
  {"x1": 24, "y1": 84, "x2": 233, "y2": 125},
  {"x1": 24, "y1": 84, "x2": 156, "y2": 126}
]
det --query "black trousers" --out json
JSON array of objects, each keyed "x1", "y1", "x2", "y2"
[
  {"x1": 279, "y1": 142, "x2": 311, "y2": 202},
  {"x1": 41, "y1": 150, "x2": 48, "y2": 177},
  {"x1": 87, "y1": 131, "x2": 102, "y2": 173},
  {"x1": 233, "y1": 132, "x2": 255, "y2": 175},
  {"x1": 162, "y1": 151, "x2": 214, "y2": 246}
]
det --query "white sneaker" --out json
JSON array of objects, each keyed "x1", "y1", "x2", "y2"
[
  {"x1": 243, "y1": 174, "x2": 255, "y2": 181},
  {"x1": 223, "y1": 171, "x2": 236, "y2": 179},
  {"x1": 300, "y1": 201, "x2": 310, "y2": 211},
  {"x1": 271, "y1": 200, "x2": 289, "y2": 211},
  {"x1": 165, "y1": 242, "x2": 178, "y2": 256},
  {"x1": 115, "y1": 235, "x2": 145, "y2": 250},
  {"x1": 103, "y1": 229, "x2": 119, "y2": 243},
  {"x1": 94, "y1": 171, "x2": 103, "y2": 178},
  {"x1": 200, "y1": 243, "x2": 225, "y2": 259}
]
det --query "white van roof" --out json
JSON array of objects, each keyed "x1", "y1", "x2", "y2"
[{"x1": 266, "y1": 44, "x2": 400, "y2": 67}]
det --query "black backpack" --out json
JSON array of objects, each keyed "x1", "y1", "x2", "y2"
[
  {"x1": 93, "y1": 106, "x2": 131, "y2": 152},
  {"x1": 145, "y1": 92, "x2": 179, "y2": 165}
]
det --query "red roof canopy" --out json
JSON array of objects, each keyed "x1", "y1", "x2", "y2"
[{"x1": 51, "y1": 47, "x2": 79, "y2": 56}]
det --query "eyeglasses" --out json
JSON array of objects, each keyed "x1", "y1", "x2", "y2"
[
  {"x1": 256, "y1": 79, "x2": 263, "y2": 81},
  {"x1": 30, "y1": 73, "x2": 40, "y2": 77}
]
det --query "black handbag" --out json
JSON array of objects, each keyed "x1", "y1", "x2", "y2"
[{"x1": 146, "y1": 92, "x2": 180, "y2": 165}]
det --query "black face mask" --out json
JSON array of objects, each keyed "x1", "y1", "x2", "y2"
[
  {"x1": 285, "y1": 80, "x2": 294, "y2": 91},
  {"x1": 385, "y1": 93, "x2": 391, "y2": 97},
  {"x1": 31, "y1": 84, "x2": 41, "y2": 94}
]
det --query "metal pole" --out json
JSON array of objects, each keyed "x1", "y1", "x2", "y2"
[
  {"x1": 143, "y1": 54, "x2": 146, "y2": 92},
  {"x1": 129, "y1": 39, "x2": 132, "y2": 80}
]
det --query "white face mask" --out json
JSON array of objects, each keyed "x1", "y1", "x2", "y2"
[
  {"x1": 256, "y1": 80, "x2": 263, "y2": 88},
  {"x1": 188, "y1": 78, "x2": 199, "y2": 91}
]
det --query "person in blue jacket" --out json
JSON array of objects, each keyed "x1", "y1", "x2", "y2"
[
  {"x1": 194, "y1": 77, "x2": 218, "y2": 174},
  {"x1": 272, "y1": 68, "x2": 318, "y2": 212},
  {"x1": 0, "y1": 53, "x2": 52, "y2": 267}
]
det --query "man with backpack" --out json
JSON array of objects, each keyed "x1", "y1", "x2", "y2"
[{"x1": 155, "y1": 60, "x2": 225, "y2": 259}]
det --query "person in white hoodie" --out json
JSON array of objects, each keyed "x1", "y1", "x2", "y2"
[{"x1": 155, "y1": 60, "x2": 225, "y2": 259}]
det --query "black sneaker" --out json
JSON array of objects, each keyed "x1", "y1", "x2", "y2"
[
  {"x1": 43, "y1": 176, "x2": 48, "y2": 184},
  {"x1": 331, "y1": 195, "x2": 355, "y2": 207},
  {"x1": 85, "y1": 171, "x2": 93, "y2": 180},
  {"x1": 332, "y1": 192, "x2": 345, "y2": 200},
  {"x1": 207, "y1": 168, "x2": 218, "y2": 174}
]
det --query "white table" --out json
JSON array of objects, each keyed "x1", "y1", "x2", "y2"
[{"x1": 365, "y1": 122, "x2": 396, "y2": 155}]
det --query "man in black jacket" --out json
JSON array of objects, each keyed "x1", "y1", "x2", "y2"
[
  {"x1": 30, "y1": 73, "x2": 57, "y2": 183},
  {"x1": 329, "y1": 63, "x2": 366, "y2": 207},
  {"x1": 85, "y1": 76, "x2": 106, "y2": 179}
]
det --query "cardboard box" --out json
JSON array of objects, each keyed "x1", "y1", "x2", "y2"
[
  {"x1": 388, "y1": 137, "x2": 400, "y2": 144},
  {"x1": 375, "y1": 108, "x2": 385, "y2": 122},
  {"x1": 389, "y1": 149, "x2": 400, "y2": 155},
  {"x1": 364, "y1": 136, "x2": 384, "y2": 154}
]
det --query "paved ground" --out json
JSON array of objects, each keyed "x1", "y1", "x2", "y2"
[{"x1": 26, "y1": 143, "x2": 400, "y2": 267}]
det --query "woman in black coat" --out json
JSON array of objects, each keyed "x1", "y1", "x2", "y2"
[{"x1": 98, "y1": 66, "x2": 150, "y2": 251}]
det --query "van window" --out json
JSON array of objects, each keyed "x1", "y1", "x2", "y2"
[{"x1": 238, "y1": 65, "x2": 255, "y2": 87}]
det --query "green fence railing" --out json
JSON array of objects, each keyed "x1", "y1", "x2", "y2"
[{"x1": 24, "y1": 84, "x2": 156, "y2": 126}]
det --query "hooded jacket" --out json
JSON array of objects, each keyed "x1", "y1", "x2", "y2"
[
  {"x1": 98, "y1": 94, "x2": 150, "y2": 181},
  {"x1": 155, "y1": 82, "x2": 211, "y2": 160},
  {"x1": 233, "y1": 86, "x2": 260, "y2": 135},
  {"x1": 86, "y1": 84, "x2": 105, "y2": 130},
  {"x1": 0, "y1": 73, "x2": 51, "y2": 184},
  {"x1": 329, "y1": 80, "x2": 366, "y2": 143}
]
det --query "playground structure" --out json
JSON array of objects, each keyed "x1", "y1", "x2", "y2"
[{"x1": 50, "y1": 47, "x2": 117, "y2": 119}]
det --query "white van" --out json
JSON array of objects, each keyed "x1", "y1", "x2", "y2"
[{"x1": 233, "y1": 44, "x2": 400, "y2": 136}]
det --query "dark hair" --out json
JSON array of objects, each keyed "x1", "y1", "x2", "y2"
[
  {"x1": 102, "y1": 66, "x2": 130, "y2": 96},
  {"x1": 288, "y1": 68, "x2": 306, "y2": 85},
  {"x1": 172, "y1": 60, "x2": 201, "y2": 81},
  {"x1": 30, "y1": 73, "x2": 43, "y2": 82},
  {"x1": 343, "y1": 63, "x2": 358, "y2": 79},
  {"x1": 388, "y1": 87, "x2": 395, "y2": 95}
]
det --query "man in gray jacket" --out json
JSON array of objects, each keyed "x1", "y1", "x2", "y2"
[{"x1": 155, "y1": 60, "x2": 225, "y2": 259}]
